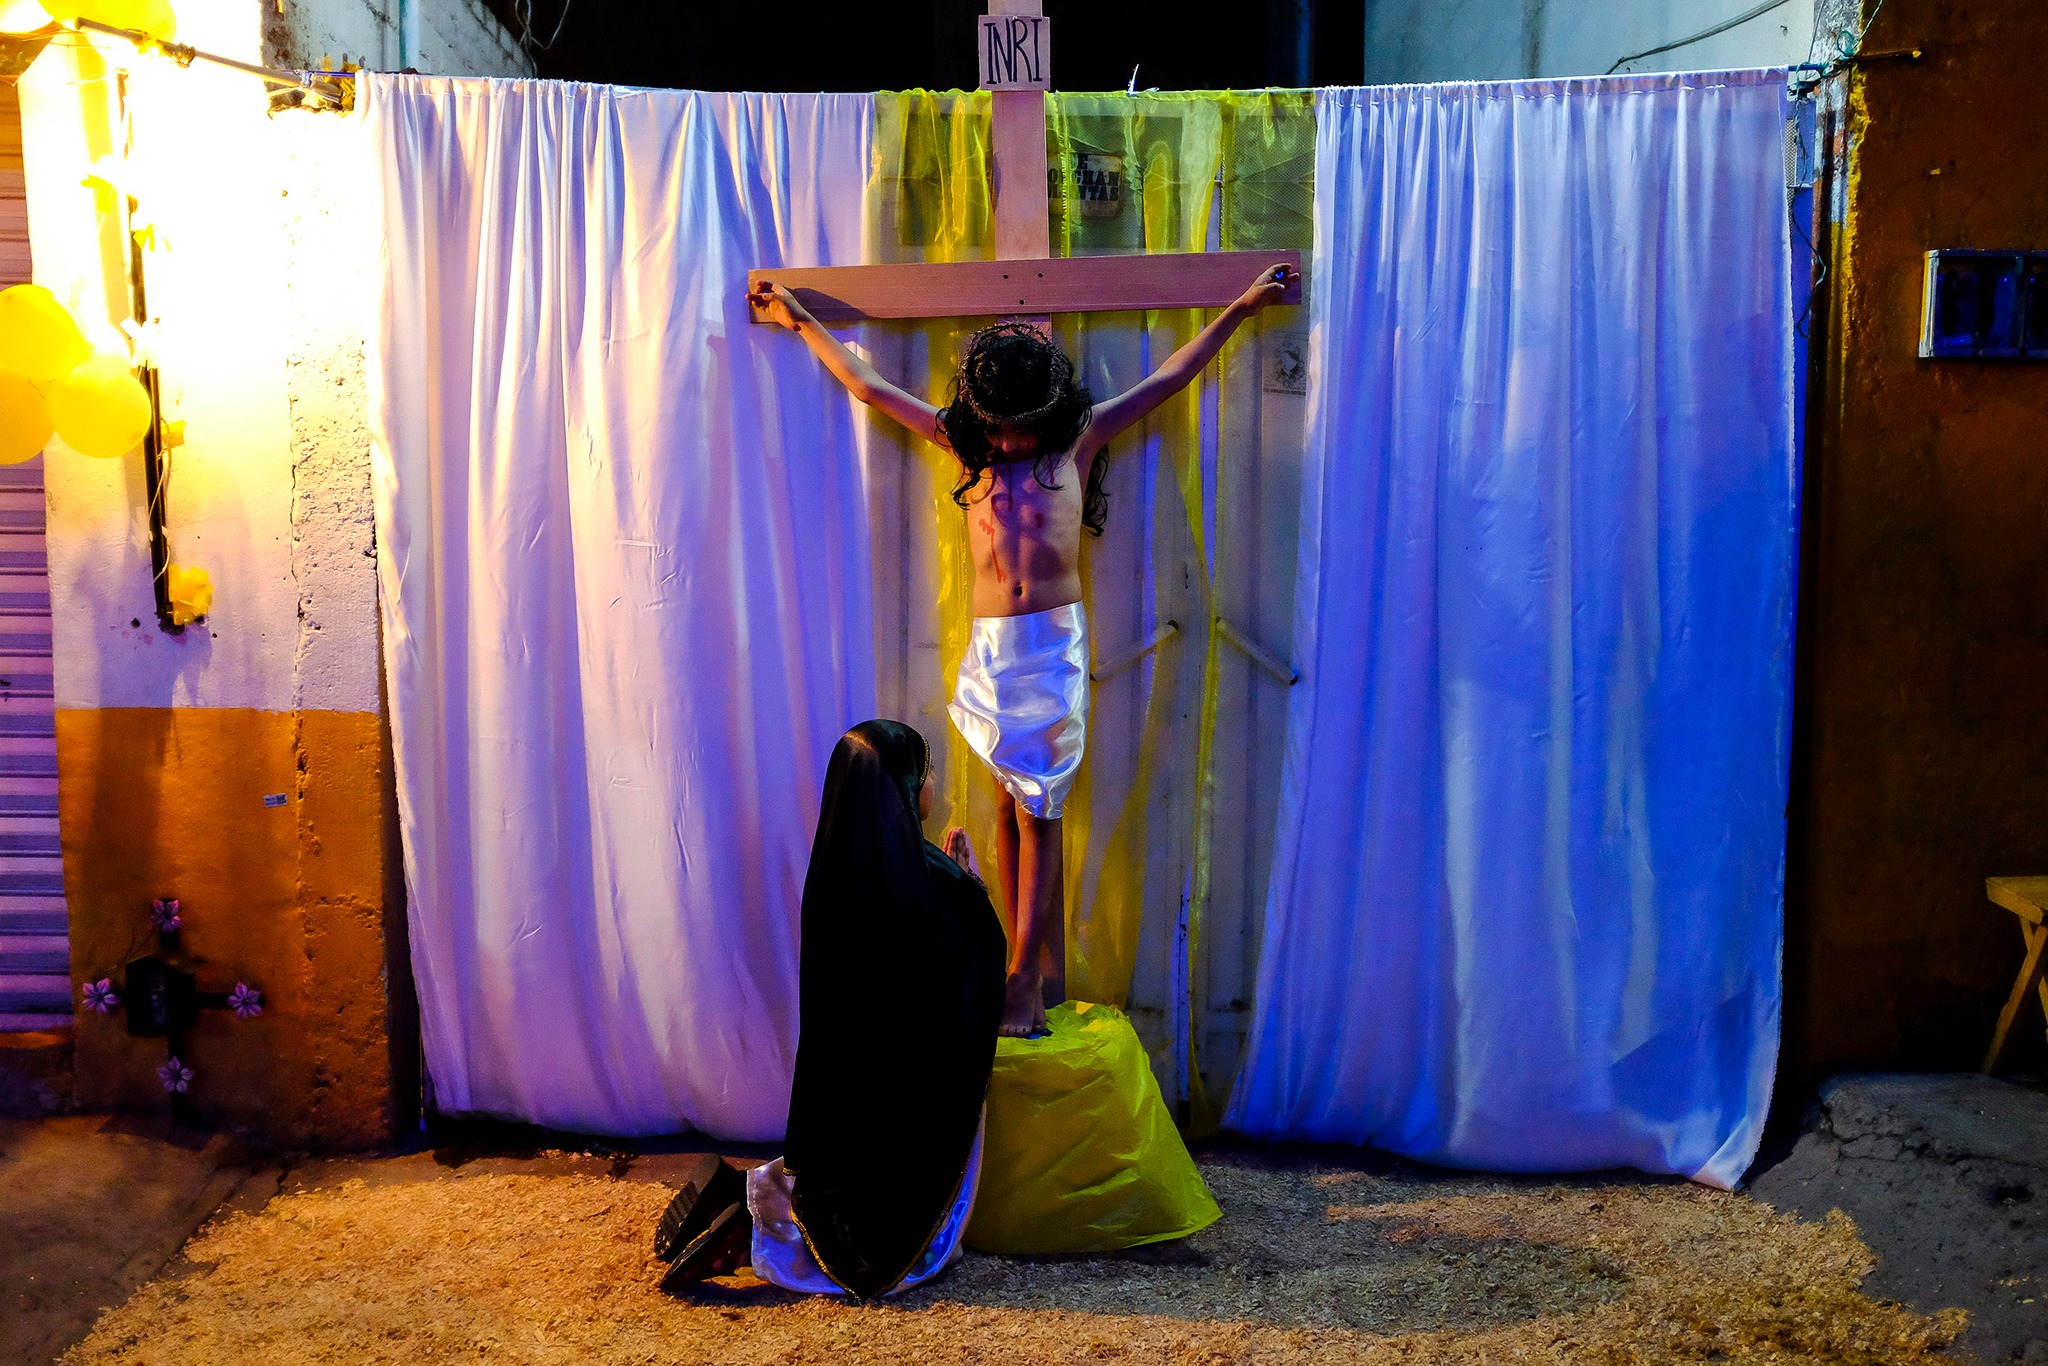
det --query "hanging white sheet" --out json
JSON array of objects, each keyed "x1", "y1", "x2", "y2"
[
  {"x1": 366, "y1": 75, "x2": 875, "y2": 1139},
  {"x1": 1226, "y1": 71, "x2": 1797, "y2": 1187}
]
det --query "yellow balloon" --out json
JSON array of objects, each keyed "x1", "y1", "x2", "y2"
[
  {"x1": 0, "y1": 371, "x2": 53, "y2": 465},
  {"x1": 49, "y1": 355, "x2": 152, "y2": 459},
  {"x1": 116, "y1": 0, "x2": 174, "y2": 40},
  {"x1": 0, "y1": 285, "x2": 90, "y2": 385},
  {"x1": 0, "y1": 0, "x2": 54, "y2": 35},
  {"x1": 38, "y1": 0, "x2": 174, "y2": 39}
]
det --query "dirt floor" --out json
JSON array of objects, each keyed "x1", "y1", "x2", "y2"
[
  {"x1": 17, "y1": 1075, "x2": 2048, "y2": 1365},
  {"x1": 42, "y1": 1136, "x2": 1973, "y2": 1366},
  {"x1": 0, "y1": 1114, "x2": 270, "y2": 1366}
]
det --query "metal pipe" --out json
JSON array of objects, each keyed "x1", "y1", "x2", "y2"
[
  {"x1": 397, "y1": 0, "x2": 418, "y2": 71},
  {"x1": 1215, "y1": 615, "x2": 1297, "y2": 686},
  {"x1": 1090, "y1": 619, "x2": 1179, "y2": 682},
  {"x1": 72, "y1": 17, "x2": 353, "y2": 107},
  {"x1": 118, "y1": 179, "x2": 178, "y2": 633}
]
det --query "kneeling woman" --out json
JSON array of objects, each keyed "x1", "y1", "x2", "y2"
[{"x1": 658, "y1": 719, "x2": 1007, "y2": 1297}]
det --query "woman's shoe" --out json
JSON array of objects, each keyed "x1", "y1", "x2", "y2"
[
  {"x1": 653, "y1": 1158, "x2": 745, "y2": 1262},
  {"x1": 658, "y1": 1201, "x2": 754, "y2": 1293}
]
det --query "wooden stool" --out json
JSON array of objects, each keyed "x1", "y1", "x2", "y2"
[{"x1": 1982, "y1": 876, "x2": 2048, "y2": 1072}]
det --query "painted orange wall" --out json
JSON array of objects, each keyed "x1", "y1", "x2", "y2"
[
  {"x1": 1786, "y1": 0, "x2": 2048, "y2": 1087},
  {"x1": 59, "y1": 708, "x2": 408, "y2": 1148}
]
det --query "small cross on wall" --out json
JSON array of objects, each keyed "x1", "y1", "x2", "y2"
[{"x1": 80, "y1": 897, "x2": 265, "y2": 1125}]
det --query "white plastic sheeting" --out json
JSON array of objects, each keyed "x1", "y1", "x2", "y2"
[
  {"x1": 366, "y1": 76, "x2": 875, "y2": 1139},
  {"x1": 1226, "y1": 71, "x2": 1797, "y2": 1187}
]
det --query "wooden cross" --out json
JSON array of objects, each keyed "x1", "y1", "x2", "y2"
[
  {"x1": 85, "y1": 900, "x2": 266, "y2": 1127},
  {"x1": 745, "y1": 0, "x2": 1301, "y2": 326},
  {"x1": 742, "y1": 0, "x2": 1306, "y2": 701}
]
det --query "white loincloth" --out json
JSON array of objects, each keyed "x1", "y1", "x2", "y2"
[{"x1": 947, "y1": 602, "x2": 1090, "y2": 820}]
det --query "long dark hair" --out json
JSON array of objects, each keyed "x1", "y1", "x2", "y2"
[
  {"x1": 936, "y1": 322, "x2": 1108, "y2": 536},
  {"x1": 831, "y1": 717, "x2": 927, "y2": 829}
]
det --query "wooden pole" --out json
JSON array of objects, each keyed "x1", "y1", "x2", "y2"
[{"x1": 988, "y1": 0, "x2": 1050, "y2": 329}]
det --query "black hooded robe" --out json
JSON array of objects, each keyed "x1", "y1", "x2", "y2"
[{"x1": 782, "y1": 721, "x2": 1008, "y2": 1297}]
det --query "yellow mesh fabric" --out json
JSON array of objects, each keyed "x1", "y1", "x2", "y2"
[
  {"x1": 1045, "y1": 93, "x2": 1222, "y2": 1017},
  {"x1": 1194, "y1": 90, "x2": 1315, "y2": 1130},
  {"x1": 867, "y1": 91, "x2": 992, "y2": 847},
  {"x1": 1048, "y1": 91, "x2": 1315, "y2": 1132},
  {"x1": 868, "y1": 90, "x2": 1313, "y2": 1129}
]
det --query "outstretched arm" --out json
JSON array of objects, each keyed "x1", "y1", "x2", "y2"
[
  {"x1": 747, "y1": 282, "x2": 943, "y2": 445},
  {"x1": 1083, "y1": 263, "x2": 1298, "y2": 461}
]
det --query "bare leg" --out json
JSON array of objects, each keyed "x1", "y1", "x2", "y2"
[
  {"x1": 993, "y1": 778, "x2": 1020, "y2": 945},
  {"x1": 1001, "y1": 806, "x2": 1064, "y2": 1037},
  {"x1": 1034, "y1": 818, "x2": 1066, "y2": 1007}
]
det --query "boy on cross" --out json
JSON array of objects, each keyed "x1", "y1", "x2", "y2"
[{"x1": 750, "y1": 263, "x2": 1296, "y2": 1035}]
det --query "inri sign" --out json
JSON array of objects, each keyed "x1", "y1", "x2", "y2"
[{"x1": 979, "y1": 13, "x2": 1050, "y2": 90}]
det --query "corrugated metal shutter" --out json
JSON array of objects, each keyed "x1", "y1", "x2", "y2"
[
  {"x1": 0, "y1": 86, "x2": 25, "y2": 282},
  {"x1": 0, "y1": 82, "x2": 69, "y2": 1032}
]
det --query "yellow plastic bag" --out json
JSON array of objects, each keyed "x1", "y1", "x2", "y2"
[{"x1": 967, "y1": 1002, "x2": 1222, "y2": 1254}]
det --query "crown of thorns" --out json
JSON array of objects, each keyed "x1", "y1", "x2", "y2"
[{"x1": 955, "y1": 322, "x2": 1075, "y2": 428}]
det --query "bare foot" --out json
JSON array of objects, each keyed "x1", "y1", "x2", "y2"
[{"x1": 999, "y1": 968, "x2": 1047, "y2": 1037}]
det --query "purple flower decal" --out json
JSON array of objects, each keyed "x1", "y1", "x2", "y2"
[
  {"x1": 83, "y1": 978, "x2": 120, "y2": 1014},
  {"x1": 227, "y1": 982, "x2": 263, "y2": 1019},
  {"x1": 149, "y1": 899, "x2": 182, "y2": 932},
  {"x1": 157, "y1": 1056, "x2": 193, "y2": 1093}
]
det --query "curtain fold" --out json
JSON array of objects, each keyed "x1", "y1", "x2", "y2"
[
  {"x1": 366, "y1": 75, "x2": 875, "y2": 1139},
  {"x1": 1226, "y1": 71, "x2": 1797, "y2": 1186}
]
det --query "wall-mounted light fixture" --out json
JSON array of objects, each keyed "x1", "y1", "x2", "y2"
[
  {"x1": 62, "y1": 8, "x2": 352, "y2": 109},
  {"x1": 1, "y1": 1, "x2": 346, "y2": 631},
  {"x1": 0, "y1": 2, "x2": 57, "y2": 77}
]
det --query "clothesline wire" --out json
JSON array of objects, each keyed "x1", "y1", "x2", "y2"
[
  {"x1": 512, "y1": 0, "x2": 574, "y2": 54},
  {"x1": 1606, "y1": 0, "x2": 1794, "y2": 75}
]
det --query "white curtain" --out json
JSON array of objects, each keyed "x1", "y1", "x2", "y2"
[
  {"x1": 366, "y1": 76, "x2": 875, "y2": 1139},
  {"x1": 1226, "y1": 71, "x2": 1796, "y2": 1187}
]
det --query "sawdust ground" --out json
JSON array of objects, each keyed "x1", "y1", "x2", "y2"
[{"x1": 57, "y1": 1146, "x2": 1966, "y2": 1365}]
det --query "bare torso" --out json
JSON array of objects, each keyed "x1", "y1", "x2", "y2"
[{"x1": 962, "y1": 451, "x2": 1088, "y2": 618}]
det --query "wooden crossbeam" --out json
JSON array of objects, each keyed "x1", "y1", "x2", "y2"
[
  {"x1": 746, "y1": 1, "x2": 1304, "y2": 333},
  {"x1": 747, "y1": 251, "x2": 1302, "y2": 324}
]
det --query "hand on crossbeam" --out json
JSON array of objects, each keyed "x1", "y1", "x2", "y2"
[
  {"x1": 747, "y1": 282, "x2": 810, "y2": 331},
  {"x1": 1236, "y1": 263, "x2": 1300, "y2": 313}
]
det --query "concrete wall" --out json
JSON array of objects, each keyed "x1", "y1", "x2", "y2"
[
  {"x1": 1365, "y1": 0, "x2": 1823, "y2": 82},
  {"x1": 1786, "y1": 0, "x2": 2048, "y2": 1085},
  {"x1": 17, "y1": 0, "x2": 519, "y2": 1147},
  {"x1": 265, "y1": 0, "x2": 531, "y2": 77}
]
